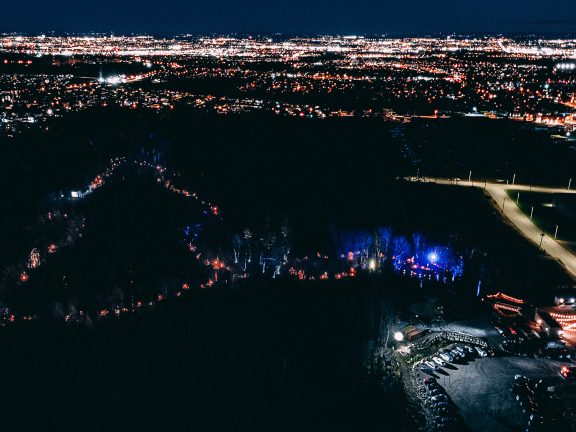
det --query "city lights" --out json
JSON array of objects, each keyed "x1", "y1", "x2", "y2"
[{"x1": 1, "y1": 35, "x2": 576, "y2": 137}]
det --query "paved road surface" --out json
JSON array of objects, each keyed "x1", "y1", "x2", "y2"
[
  {"x1": 422, "y1": 355, "x2": 566, "y2": 432},
  {"x1": 410, "y1": 177, "x2": 576, "y2": 278}
]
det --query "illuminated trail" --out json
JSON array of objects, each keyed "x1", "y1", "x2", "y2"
[{"x1": 3, "y1": 157, "x2": 223, "y2": 325}]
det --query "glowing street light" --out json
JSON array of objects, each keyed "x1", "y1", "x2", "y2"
[
  {"x1": 393, "y1": 332, "x2": 404, "y2": 342},
  {"x1": 555, "y1": 225, "x2": 559, "y2": 240}
]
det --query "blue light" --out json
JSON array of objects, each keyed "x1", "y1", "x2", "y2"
[{"x1": 428, "y1": 252, "x2": 438, "y2": 263}]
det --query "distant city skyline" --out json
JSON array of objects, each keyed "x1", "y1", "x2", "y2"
[{"x1": 1, "y1": 0, "x2": 575, "y2": 36}]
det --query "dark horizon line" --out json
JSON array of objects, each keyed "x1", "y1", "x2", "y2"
[{"x1": 2, "y1": 29, "x2": 576, "y2": 40}]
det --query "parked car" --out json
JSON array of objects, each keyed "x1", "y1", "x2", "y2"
[
  {"x1": 440, "y1": 350, "x2": 454, "y2": 362},
  {"x1": 429, "y1": 388, "x2": 446, "y2": 396},
  {"x1": 451, "y1": 349, "x2": 465, "y2": 360},
  {"x1": 439, "y1": 352, "x2": 452, "y2": 363},
  {"x1": 433, "y1": 356, "x2": 446, "y2": 367},
  {"x1": 475, "y1": 346, "x2": 488, "y2": 357},
  {"x1": 430, "y1": 394, "x2": 448, "y2": 401},
  {"x1": 420, "y1": 365, "x2": 435, "y2": 374}
]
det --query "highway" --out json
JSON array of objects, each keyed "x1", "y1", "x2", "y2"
[{"x1": 410, "y1": 177, "x2": 576, "y2": 278}]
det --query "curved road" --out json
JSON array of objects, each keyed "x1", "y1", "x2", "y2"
[{"x1": 411, "y1": 177, "x2": 576, "y2": 279}]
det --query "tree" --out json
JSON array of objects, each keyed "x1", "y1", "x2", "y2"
[
  {"x1": 378, "y1": 227, "x2": 393, "y2": 257},
  {"x1": 392, "y1": 236, "x2": 411, "y2": 260},
  {"x1": 412, "y1": 233, "x2": 424, "y2": 259}
]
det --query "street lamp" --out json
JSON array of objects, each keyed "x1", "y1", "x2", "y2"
[{"x1": 393, "y1": 332, "x2": 404, "y2": 342}]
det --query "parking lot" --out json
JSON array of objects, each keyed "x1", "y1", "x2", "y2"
[{"x1": 418, "y1": 352, "x2": 570, "y2": 431}]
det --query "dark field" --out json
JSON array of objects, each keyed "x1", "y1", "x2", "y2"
[
  {"x1": 0, "y1": 109, "x2": 574, "y2": 431},
  {"x1": 405, "y1": 117, "x2": 576, "y2": 186},
  {"x1": 0, "y1": 279, "x2": 412, "y2": 432},
  {"x1": 507, "y1": 189, "x2": 576, "y2": 253}
]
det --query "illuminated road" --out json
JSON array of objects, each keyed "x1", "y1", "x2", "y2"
[{"x1": 410, "y1": 177, "x2": 576, "y2": 278}]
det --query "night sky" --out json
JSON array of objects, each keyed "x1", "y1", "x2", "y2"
[{"x1": 1, "y1": 0, "x2": 575, "y2": 35}]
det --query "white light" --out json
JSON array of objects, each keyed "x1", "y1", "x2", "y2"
[
  {"x1": 368, "y1": 258, "x2": 376, "y2": 271},
  {"x1": 393, "y1": 332, "x2": 404, "y2": 342}
]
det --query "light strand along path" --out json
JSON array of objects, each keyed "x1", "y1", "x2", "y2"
[{"x1": 408, "y1": 177, "x2": 576, "y2": 279}]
